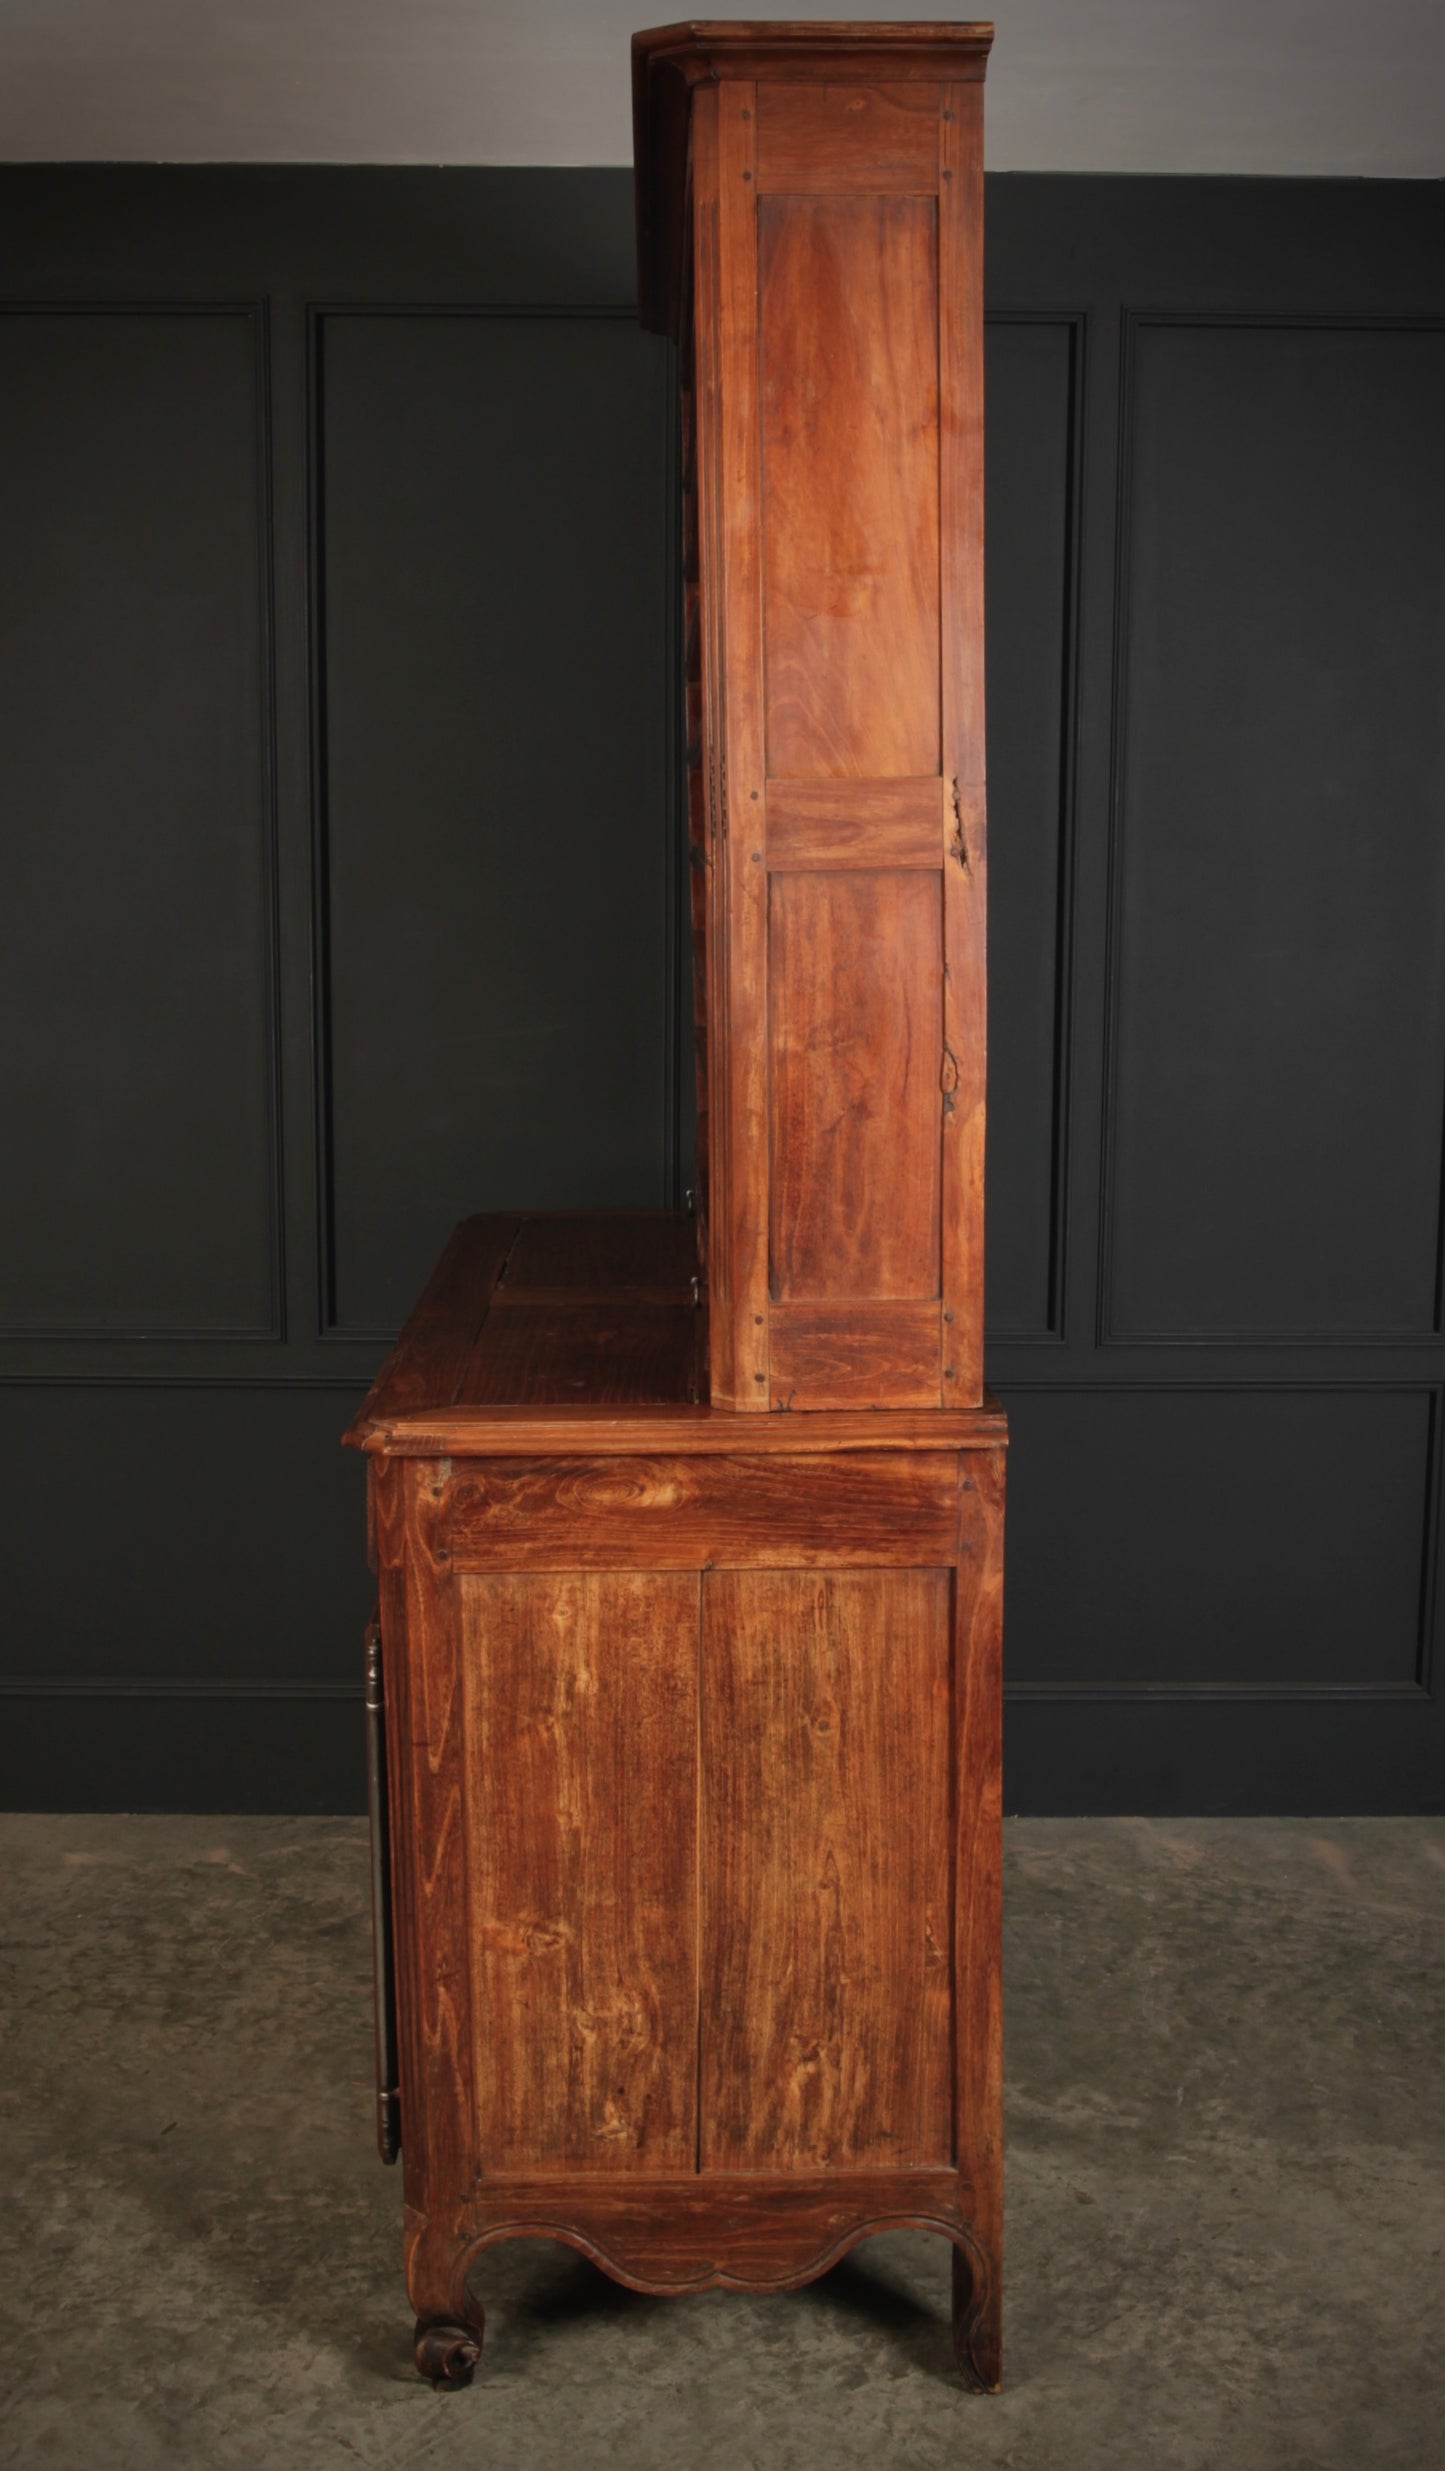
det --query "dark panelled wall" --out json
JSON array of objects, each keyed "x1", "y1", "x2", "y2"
[{"x1": 1, "y1": 168, "x2": 1442, "y2": 1814}]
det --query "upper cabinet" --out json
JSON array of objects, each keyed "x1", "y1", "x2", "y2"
[{"x1": 635, "y1": 23, "x2": 994, "y2": 1410}]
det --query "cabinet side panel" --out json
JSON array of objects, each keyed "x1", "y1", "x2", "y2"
[
  {"x1": 769, "y1": 867, "x2": 943, "y2": 1302},
  {"x1": 691, "y1": 90, "x2": 730, "y2": 1369},
  {"x1": 385, "y1": 1463, "x2": 480, "y2": 2310},
  {"x1": 679, "y1": 279, "x2": 713, "y2": 1241},
  {"x1": 939, "y1": 84, "x2": 988, "y2": 1400},
  {"x1": 700, "y1": 1566, "x2": 953, "y2": 2171},
  {"x1": 955, "y1": 1445, "x2": 1006, "y2": 2386},
  {"x1": 759, "y1": 193, "x2": 940, "y2": 779},
  {"x1": 459, "y1": 1570, "x2": 699, "y2": 2172},
  {"x1": 712, "y1": 80, "x2": 771, "y2": 1405}
]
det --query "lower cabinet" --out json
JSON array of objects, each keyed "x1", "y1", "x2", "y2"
[{"x1": 370, "y1": 1442, "x2": 1004, "y2": 2389}]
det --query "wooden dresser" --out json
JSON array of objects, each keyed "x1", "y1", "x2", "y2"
[{"x1": 347, "y1": 18, "x2": 1005, "y2": 2394}]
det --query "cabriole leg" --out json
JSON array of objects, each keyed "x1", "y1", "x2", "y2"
[{"x1": 951, "y1": 2237, "x2": 1001, "y2": 2392}]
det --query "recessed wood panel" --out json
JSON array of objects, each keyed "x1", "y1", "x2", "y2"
[
  {"x1": 768, "y1": 1300, "x2": 943, "y2": 1410},
  {"x1": 759, "y1": 195, "x2": 940, "y2": 778},
  {"x1": 1108, "y1": 321, "x2": 1445, "y2": 1339},
  {"x1": 442, "y1": 1451, "x2": 959, "y2": 1568},
  {"x1": 700, "y1": 1568, "x2": 953, "y2": 2170},
  {"x1": 460, "y1": 1570, "x2": 699, "y2": 2172},
  {"x1": 0, "y1": 308, "x2": 275, "y2": 1334},
  {"x1": 769, "y1": 870, "x2": 942, "y2": 1301},
  {"x1": 755, "y1": 82, "x2": 940, "y2": 194},
  {"x1": 767, "y1": 777, "x2": 942, "y2": 870}
]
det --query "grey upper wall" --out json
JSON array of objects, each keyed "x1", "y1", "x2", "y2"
[{"x1": 1, "y1": 0, "x2": 1443, "y2": 176}]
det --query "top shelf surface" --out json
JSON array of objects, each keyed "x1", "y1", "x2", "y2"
[{"x1": 347, "y1": 1211, "x2": 1006, "y2": 1456}]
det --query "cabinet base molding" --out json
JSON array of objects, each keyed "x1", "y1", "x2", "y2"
[{"x1": 409, "y1": 2171, "x2": 1000, "y2": 2390}]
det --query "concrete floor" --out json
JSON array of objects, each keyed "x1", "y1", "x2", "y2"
[{"x1": 0, "y1": 1816, "x2": 1440, "y2": 2471}]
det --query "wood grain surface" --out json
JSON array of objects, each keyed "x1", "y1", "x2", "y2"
[
  {"x1": 440, "y1": 1449, "x2": 959, "y2": 1569},
  {"x1": 689, "y1": 85, "x2": 733, "y2": 1400},
  {"x1": 345, "y1": 1220, "x2": 1007, "y2": 1443},
  {"x1": 953, "y1": 1441, "x2": 1006, "y2": 2388},
  {"x1": 374, "y1": 1461, "x2": 482, "y2": 2335},
  {"x1": 359, "y1": 1396, "x2": 1006, "y2": 1457},
  {"x1": 766, "y1": 775, "x2": 943, "y2": 870},
  {"x1": 346, "y1": 1216, "x2": 519, "y2": 1441},
  {"x1": 633, "y1": 24, "x2": 991, "y2": 339},
  {"x1": 498, "y1": 1211, "x2": 698, "y2": 1295},
  {"x1": 458, "y1": 1299, "x2": 698, "y2": 1407},
  {"x1": 759, "y1": 193, "x2": 940, "y2": 779},
  {"x1": 456, "y1": 2166, "x2": 974, "y2": 2294},
  {"x1": 679, "y1": 330, "x2": 714, "y2": 1255},
  {"x1": 460, "y1": 1569, "x2": 699, "y2": 2173},
  {"x1": 756, "y1": 80, "x2": 941, "y2": 195},
  {"x1": 346, "y1": 1212, "x2": 700, "y2": 1439},
  {"x1": 666, "y1": 44, "x2": 986, "y2": 1412},
  {"x1": 700, "y1": 1566, "x2": 953, "y2": 2171},
  {"x1": 768, "y1": 868, "x2": 942, "y2": 1302},
  {"x1": 713, "y1": 78, "x2": 772, "y2": 1405},
  {"x1": 938, "y1": 82, "x2": 989, "y2": 1405},
  {"x1": 768, "y1": 1297, "x2": 944, "y2": 1409}
]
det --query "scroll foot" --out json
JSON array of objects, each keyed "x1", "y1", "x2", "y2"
[{"x1": 414, "y1": 2316, "x2": 483, "y2": 2390}]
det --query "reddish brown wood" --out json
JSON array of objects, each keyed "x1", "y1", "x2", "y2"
[
  {"x1": 344, "y1": 1211, "x2": 700, "y2": 1444},
  {"x1": 459, "y1": 1570, "x2": 699, "y2": 2173},
  {"x1": 766, "y1": 775, "x2": 943, "y2": 870},
  {"x1": 360, "y1": 1399, "x2": 1004, "y2": 1459},
  {"x1": 756, "y1": 79, "x2": 941, "y2": 194},
  {"x1": 768, "y1": 869, "x2": 942, "y2": 1303},
  {"x1": 498, "y1": 1210, "x2": 697, "y2": 1294},
  {"x1": 713, "y1": 76, "x2": 771, "y2": 1407},
  {"x1": 459, "y1": 1298, "x2": 699, "y2": 1407},
  {"x1": 768, "y1": 1298, "x2": 943, "y2": 1411},
  {"x1": 454, "y1": 2168, "x2": 982, "y2": 2292},
  {"x1": 440, "y1": 1449, "x2": 960, "y2": 1568},
  {"x1": 953, "y1": 1442, "x2": 1006, "y2": 2390},
  {"x1": 358, "y1": 11, "x2": 1004, "y2": 2397},
  {"x1": 688, "y1": 91, "x2": 730, "y2": 1391},
  {"x1": 760, "y1": 192, "x2": 940, "y2": 780},
  {"x1": 679, "y1": 202, "x2": 715, "y2": 1259},
  {"x1": 634, "y1": 22, "x2": 993, "y2": 340},
  {"x1": 347, "y1": 1220, "x2": 1005, "y2": 1449},
  {"x1": 348, "y1": 1215, "x2": 518, "y2": 1437},
  {"x1": 656, "y1": 39, "x2": 990, "y2": 1410},
  {"x1": 700, "y1": 1568, "x2": 954, "y2": 2172},
  {"x1": 939, "y1": 81, "x2": 989, "y2": 1406},
  {"x1": 375, "y1": 1460, "x2": 484, "y2": 2348},
  {"x1": 361, "y1": 1237, "x2": 1005, "y2": 2380}
]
